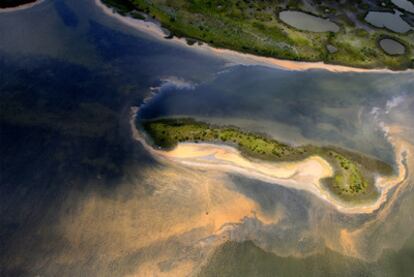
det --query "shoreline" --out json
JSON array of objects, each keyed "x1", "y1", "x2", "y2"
[
  {"x1": 129, "y1": 107, "x2": 409, "y2": 214},
  {"x1": 95, "y1": 0, "x2": 413, "y2": 73},
  {"x1": 98, "y1": 0, "x2": 412, "y2": 213},
  {"x1": 0, "y1": 0, "x2": 44, "y2": 13}
]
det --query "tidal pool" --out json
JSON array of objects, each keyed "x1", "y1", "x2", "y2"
[
  {"x1": 391, "y1": 0, "x2": 414, "y2": 13},
  {"x1": 379, "y1": 38, "x2": 406, "y2": 55},
  {"x1": 279, "y1": 10, "x2": 339, "y2": 32},
  {"x1": 326, "y1": 44, "x2": 338, "y2": 53},
  {"x1": 365, "y1": 10, "x2": 413, "y2": 33}
]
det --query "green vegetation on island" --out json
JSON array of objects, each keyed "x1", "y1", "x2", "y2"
[
  {"x1": 140, "y1": 118, "x2": 394, "y2": 202},
  {"x1": 102, "y1": 0, "x2": 414, "y2": 70}
]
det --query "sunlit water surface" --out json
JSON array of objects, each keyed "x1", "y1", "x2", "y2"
[{"x1": 1, "y1": 1, "x2": 414, "y2": 276}]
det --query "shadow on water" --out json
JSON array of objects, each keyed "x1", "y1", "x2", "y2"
[
  {"x1": 54, "y1": 0, "x2": 79, "y2": 28},
  {"x1": 0, "y1": 0, "x2": 225, "y2": 274},
  {"x1": 0, "y1": 53, "x2": 154, "y2": 270}
]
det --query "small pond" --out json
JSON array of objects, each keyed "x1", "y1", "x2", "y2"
[
  {"x1": 391, "y1": 0, "x2": 414, "y2": 13},
  {"x1": 279, "y1": 10, "x2": 339, "y2": 32},
  {"x1": 365, "y1": 10, "x2": 413, "y2": 33},
  {"x1": 326, "y1": 44, "x2": 337, "y2": 53},
  {"x1": 379, "y1": 38, "x2": 406, "y2": 55}
]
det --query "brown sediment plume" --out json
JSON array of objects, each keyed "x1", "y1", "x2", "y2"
[
  {"x1": 320, "y1": 124, "x2": 413, "y2": 262},
  {"x1": 55, "y1": 162, "x2": 277, "y2": 275},
  {"x1": 43, "y1": 113, "x2": 412, "y2": 275},
  {"x1": 59, "y1": 169, "x2": 255, "y2": 250},
  {"x1": 338, "y1": 228, "x2": 360, "y2": 258},
  {"x1": 346, "y1": 125, "x2": 413, "y2": 237},
  {"x1": 95, "y1": 0, "x2": 413, "y2": 74}
]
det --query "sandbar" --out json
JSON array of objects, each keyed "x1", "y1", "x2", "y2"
[{"x1": 0, "y1": 0, "x2": 44, "y2": 13}]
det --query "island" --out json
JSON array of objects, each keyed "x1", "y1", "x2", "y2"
[
  {"x1": 139, "y1": 118, "x2": 394, "y2": 203},
  {"x1": 101, "y1": 0, "x2": 414, "y2": 70}
]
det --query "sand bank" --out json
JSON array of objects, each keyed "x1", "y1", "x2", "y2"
[
  {"x1": 0, "y1": 0, "x2": 44, "y2": 13},
  {"x1": 95, "y1": 0, "x2": 413, "y2": 73},
  {"x1": 129, "y1": 108, "x2": 410, "y2": 214}
]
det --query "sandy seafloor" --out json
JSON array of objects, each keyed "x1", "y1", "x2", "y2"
[{"x1": 1, "y1": 0, "x2": 414, "y2": 276}]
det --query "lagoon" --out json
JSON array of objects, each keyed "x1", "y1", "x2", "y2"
[{"x1": 391, "y1": 0, "x2": 414, "y2": 13}]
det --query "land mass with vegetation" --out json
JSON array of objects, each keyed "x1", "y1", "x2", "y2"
[
  {"x1": 102, "y1": 0, "x2": 414, "y2": 70},
  {"x1": 140, "y1": 118, "x2": 394, "y2": 203}
]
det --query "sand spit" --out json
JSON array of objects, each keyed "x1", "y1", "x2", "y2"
[
  {"x1": 161, "y1": 142, "x2": 334, "y2": 196},
  {"x1": 95, "y1": 0, "x2": 413, "y2": 73},
  {"x1": 0, "y1": 0, "x2": 44, "y2": 13},
  {"x1": 129, "y1": 108, "x2": 410, "y2": 214}
]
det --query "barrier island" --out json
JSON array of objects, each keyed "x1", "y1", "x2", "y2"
[{"x1": 140, "y1": 118, "x2": 394, "y2": 203}]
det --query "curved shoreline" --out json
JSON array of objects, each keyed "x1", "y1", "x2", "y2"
[
  {"x1": 95, "y1": 0, "x2": 413, "y2": 73},
  {"x1": 0, "y1": 0, "x2": 44, "y2": 13},
  {"x1": 130, "y1": 107, "x2": 409, "y2": 214}
]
